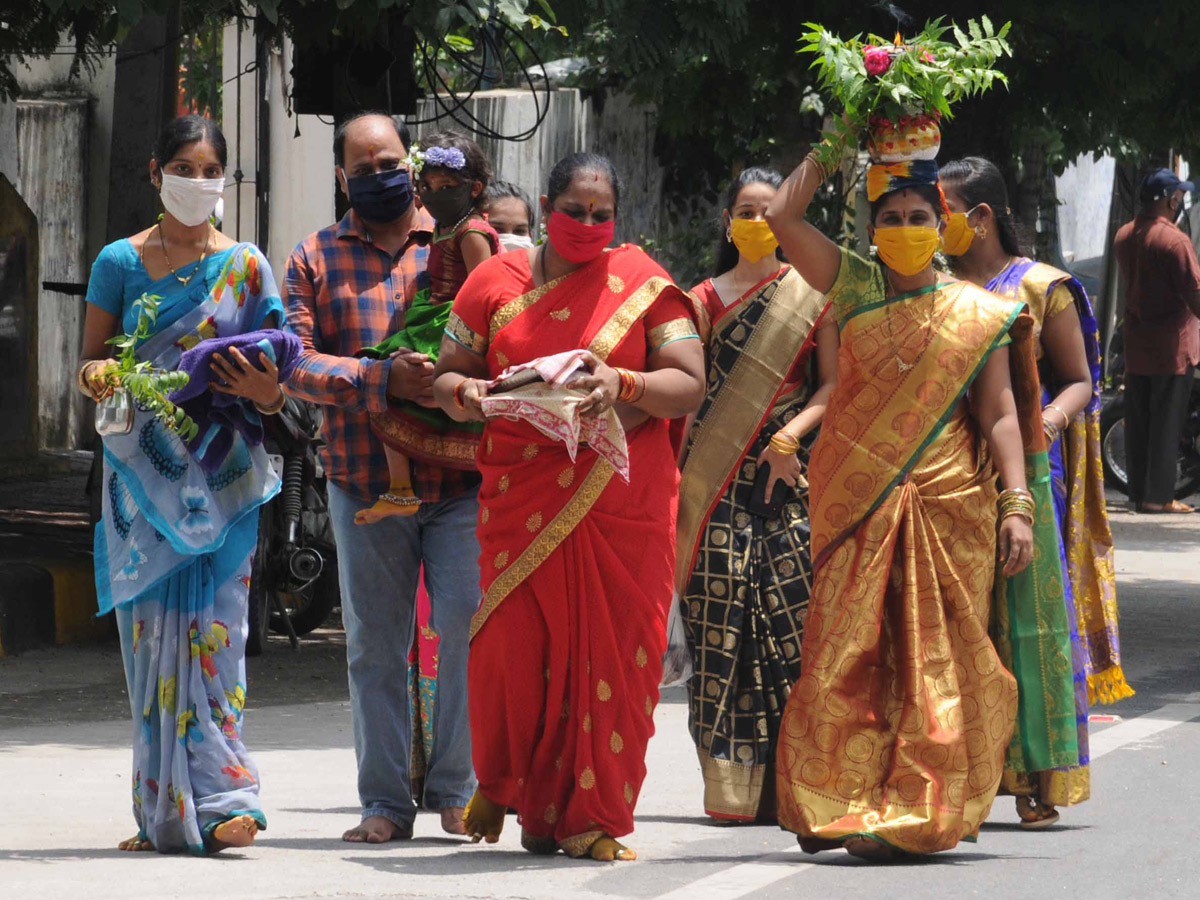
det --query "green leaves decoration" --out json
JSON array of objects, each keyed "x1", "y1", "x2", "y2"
[
  {"x1": 104, "y1": 293, "x2": 200, "y2": 443},
  {"x1": 799, "y1": 16, "x2": 1012, "y2": 130}
]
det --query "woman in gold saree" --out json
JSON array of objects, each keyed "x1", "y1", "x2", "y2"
[
  {"x1": 433, "y1": 153, "x2": 705, "y2": 861},
  {"x1": 942, "y1": 156, "x2": 1132, "y2": 828},
  {"x1": 677, "y1": 167, "x2": 837, "y2": 822},
  {"x1": 762, "y1": 148, "x2": 1036, "y2": 859}
]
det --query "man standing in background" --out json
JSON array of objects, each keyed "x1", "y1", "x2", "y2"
[{"x1": 1114, "y1": 168, "x2": 1200, "y2": 513}]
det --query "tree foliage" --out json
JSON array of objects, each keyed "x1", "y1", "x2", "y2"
[{"x1": 540, "y1": 1, "x2": 1200, "y2": 184}]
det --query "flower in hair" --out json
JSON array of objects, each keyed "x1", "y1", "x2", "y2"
[
  {"x1": 422, "y1": 146, "x2": 467, "y2": 170},
  {"x1": 401, "y1": 143, "x2": 424, "y2": 174}
]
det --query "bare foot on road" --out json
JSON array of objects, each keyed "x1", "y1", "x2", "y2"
[
  {"x1": 342, "y1": 815, "x2": 412, "y2": 844},
  {"x1": 463, "y1": 790, "x2": 506, "y2": 844},
  {"x1": 590, "y1": 836, "x2": 636, "y2": 861},
  {"x1": 210, "y1": 814, "x2": 260, "y2": 852},
  {"x1": 117, "y1": 835, "x2": 154, "y2": 852},
  {"x1": 440, "y1": 807, "x2": 466, "y2": 835}
]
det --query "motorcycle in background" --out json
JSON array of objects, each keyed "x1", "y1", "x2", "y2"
[{"x1": 247, "y1": 397, "x2": 340, "y2": 656}]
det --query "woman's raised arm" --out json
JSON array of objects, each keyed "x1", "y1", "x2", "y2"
[{"x1": 765, "y1": 157, "x2": 843, "y2": 295}]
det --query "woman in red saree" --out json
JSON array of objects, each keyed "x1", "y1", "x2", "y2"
[{"x1": 433, "y1": 153, "x2": 706, "y2": 861}]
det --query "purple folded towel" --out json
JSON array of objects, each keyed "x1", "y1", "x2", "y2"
[{"x1": 170, "y1": 329, "x2": 303, "y2": 474}]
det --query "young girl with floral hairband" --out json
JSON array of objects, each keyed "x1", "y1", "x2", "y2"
[{"x1": 355, "y1": 131, "x2": 500, "y2": 523}]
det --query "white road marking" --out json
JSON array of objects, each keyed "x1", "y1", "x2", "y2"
[
  {"x1": 1088, "y1": 702, "x2": 1200, "y2": 759},
  {"x1": 651, "y1": 850, "x2": 811, "y2": 900},
  {"x1": 647, "y1": 701, "x2": 1200, "y2": 900}
]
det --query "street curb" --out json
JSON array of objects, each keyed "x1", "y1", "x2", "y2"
[{"x1": 0, "y1": 558, "x2": 107, "y2": 657}]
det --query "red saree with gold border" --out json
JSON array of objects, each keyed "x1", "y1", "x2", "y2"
[
  {"x1": 448, "y1": 245, "x2": 699, "y2": 856},
  {"x1": 775, "y1": 249, "x2": 1023, "y2": 854}
]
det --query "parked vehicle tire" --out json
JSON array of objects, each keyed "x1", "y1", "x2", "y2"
[
  {"x1": 1100, "y1": 393, "x2": 1128, "y2": 494},
  {"x1": 246, "y1": 520, "x2": 273, "y2": 656},
  {"x1": 1100, "y1": 390, "x2": 1200, "y2": 500}
]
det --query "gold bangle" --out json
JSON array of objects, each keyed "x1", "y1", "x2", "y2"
[
  {"x1": 1045, "y1": 404, "x2": 1070, "y2": 429},
  {"x1": 254, "y1": 386, "x2": 286, "y2": 415},
  {"x1": 78, "y1": 360, "x2": 106, "y2": 396},
  {"x1": 769, "y1": 432, "x2": 801, "y2": 455},
  {"x1": 999, "y1": 507, "x2": 1034, "y2": 525},
  {"x1": 803, "y1": 151, "x2": 830, "y2": 184}
]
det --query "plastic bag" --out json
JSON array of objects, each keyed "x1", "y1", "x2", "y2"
[{"x1": 659, "y1": 591, "x2": 694, "y2": 688}]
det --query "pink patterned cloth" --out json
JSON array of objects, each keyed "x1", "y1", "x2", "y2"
[{"x1": 481, "y1": 352, "x2": 630, "y2": 481}]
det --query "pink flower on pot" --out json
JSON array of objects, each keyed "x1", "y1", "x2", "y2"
[{"x1": 864, "y1": 46, "x2": 892, "y2": 76}]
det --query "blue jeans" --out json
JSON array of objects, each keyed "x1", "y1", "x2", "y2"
[{"x1": 328, "y1": 483, "x2": 480, "y2": 827}]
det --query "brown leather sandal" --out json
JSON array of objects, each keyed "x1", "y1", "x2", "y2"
[{"x1": 1138, "y1": 500, "x2": 1195, "y2": 514}]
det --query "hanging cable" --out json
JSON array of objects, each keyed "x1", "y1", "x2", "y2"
[{"x1": 404, "y1": 9, "x2": 553, "y2": 143}]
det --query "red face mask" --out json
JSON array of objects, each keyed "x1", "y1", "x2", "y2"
[{"x1": 546, "y1": 210, "x2": 615, "y2": 264}]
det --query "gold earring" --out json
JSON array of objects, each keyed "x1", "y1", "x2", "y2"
[{"x1": 975, "y1": 224, "x2": 988, "y2": 239}]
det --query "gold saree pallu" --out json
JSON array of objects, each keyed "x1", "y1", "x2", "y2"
[
  {"x1": 776, "y1": 280, "x2": 1023, "y2": 854},
  {"x1": 676, "y1": 269, "x2": 828, "y2": 821}
]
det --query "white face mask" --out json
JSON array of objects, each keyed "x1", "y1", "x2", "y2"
[
  {"x1": 497, "y1": 232, "x2": 535, "y2": 252},
  {"x1": 159, "y1": 173, "x2": 225, "y2": 227}
]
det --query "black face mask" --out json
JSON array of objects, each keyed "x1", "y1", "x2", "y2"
[
  {"x1": 419, "y1": 182, "x2": 475, "y2": 227},
  {"x1": 344, "y1": 167, "x2": 414, "y2": 224}
]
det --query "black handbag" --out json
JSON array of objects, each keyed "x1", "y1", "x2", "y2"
[{"x1": 747, "y1": 462, "x2": 789, "y2": 519}]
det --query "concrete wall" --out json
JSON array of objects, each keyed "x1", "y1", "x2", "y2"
[
  {"x1": 411, "y1": 89, "x2": 663, "y2": 246},
  {"x1": 0, "y1": 44, "x2": 114, "y2": 451},
  {"x1": 16, "y1": 99, "x2": 91, "y2": 450},
  {"x1": 0, "y1": 46, "x2": 116, "y2": 274}
]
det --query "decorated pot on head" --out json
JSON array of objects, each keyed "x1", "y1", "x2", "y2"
[{"x1": 866, "y1": 110, "x2": 942, "y2": 163}]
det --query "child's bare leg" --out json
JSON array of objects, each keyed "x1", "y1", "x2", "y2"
[{"x1": 355, "y1": 446, "x2": 421, "y2": 524}]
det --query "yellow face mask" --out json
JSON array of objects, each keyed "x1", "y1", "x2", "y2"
[
  {"x1": 874, "y1": 225, "x2": 940, "y2": 277},
  {"x1": 729, "y1": 217, "x2": 780, "y2": 263},
  {"x1": 940, "y1": 206, "x2": 982, "y2": 256}
]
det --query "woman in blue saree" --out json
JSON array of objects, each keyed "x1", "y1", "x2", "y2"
[
  {"x1": 943, "y1": 157, "x2": 1132, "y2": 829},
  {"x1": 79, "y1": 116, "x2": 286, "y2": 854}
]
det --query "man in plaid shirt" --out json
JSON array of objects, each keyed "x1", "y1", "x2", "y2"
[{"x1": 284, "y1": 112, "x2": 479, "y2": 843}]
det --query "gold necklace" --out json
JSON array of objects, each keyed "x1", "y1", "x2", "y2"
[
  {"x1": 986, "y1": 255, "x2": 1016, "y2": 287},
  {"x1": 154, "y1": 222, "x2": 214, "y2": 285},
  {"x1": 883, "y1": 271, "x2": 939, "y2": 374}
]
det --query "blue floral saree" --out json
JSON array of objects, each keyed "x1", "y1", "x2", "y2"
[{"x1": 90, "y1": 242, "x2": 283, "y2": 853}]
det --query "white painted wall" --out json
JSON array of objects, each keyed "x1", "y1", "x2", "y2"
[
  {"x1": 1056, "y1": 152, "x2": 1116, "y2": 272},
  {"x1": 221, "y1": 22, "x2": 335, "y2": 281}
]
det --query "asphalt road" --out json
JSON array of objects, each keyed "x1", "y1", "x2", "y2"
[{"x1": 1, "y1": 502, "x2": 1197, "y2": 900}]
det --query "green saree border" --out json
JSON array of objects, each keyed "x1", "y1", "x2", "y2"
[{"x1": 816, "y1": 298, "x2": 1023, "y2": 568}]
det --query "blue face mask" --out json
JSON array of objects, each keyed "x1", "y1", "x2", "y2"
[{"x1": 344, "y1": 167, "x2": 414, "y2": 223}]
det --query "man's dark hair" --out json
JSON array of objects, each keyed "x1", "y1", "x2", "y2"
[
  {"x1": 153, "y1": 114, "x2": 227, "y2": 169},
  {"x1": 333, "y1": 111, "x2": 412, "y2": 166}
]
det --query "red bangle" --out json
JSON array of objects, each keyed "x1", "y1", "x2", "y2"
[{"x1": 453, "y1": 378, "x2": 470, "y2": 411}]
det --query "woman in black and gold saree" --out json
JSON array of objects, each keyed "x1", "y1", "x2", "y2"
[{"x1": 676, "y1": 168, "x2": 837, "y2": 822}]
